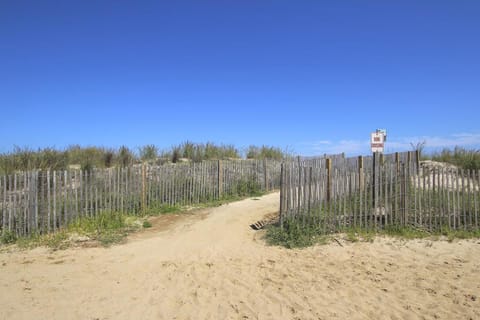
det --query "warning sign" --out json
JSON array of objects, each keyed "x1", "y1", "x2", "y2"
[{"x1": 371, "y1": 132, "x2": 385, "y2": 153}]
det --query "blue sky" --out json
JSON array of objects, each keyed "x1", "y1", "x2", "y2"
[{"x1": 1, "y1": 1, "x2": 479, "y2": 156}]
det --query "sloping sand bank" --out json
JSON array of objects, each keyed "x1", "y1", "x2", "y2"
[{"x1": 1, "y1": 192, "x2": 479, "y2": 320}]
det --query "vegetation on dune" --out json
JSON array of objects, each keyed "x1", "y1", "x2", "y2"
[
  {"x1": 0, "y1": 142, "x2": 290, "y2": 175},
  {"x1": 265, "y1": 220, "x2": 480, "y2": 249},
  {"x1": 1, "y1": 211, "x2": 136, "y2": 250},
  {"x1": 265, "y1": 220, "x2": 328, "y2": 248},
  {"x1": 0, "y1": 145, "x2": 136, "y2": 175},
  {"x1": 413, "y1": 142, "x2": 480, "y2": 171},
  {"x1": 166, "y1": 141, "x2": 241, "y2": 163},
  {"x1": 139, "y1": 144, "x2": 158, "y2": 162},
  {"x1": 426, "y1": 146, "x2": 480, "y2": 171},
  {"x1": 246, "y1": 145, "x2": 286, "y2": 161}
]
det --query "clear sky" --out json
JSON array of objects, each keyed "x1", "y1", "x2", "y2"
[{"x1": 1, "y1": 1, "x2": 479, "y2": 156}]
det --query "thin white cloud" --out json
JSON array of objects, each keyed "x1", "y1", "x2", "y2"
[
  {"x1": 306, "y1": 139, "x2": 370, "y2": 156},
  {"x1": 387, "y1": 133, "x2": 480, "y2": 150},
  {"x1": 314, "y1": 140, "x2": 332, "y2": 145},
  {"x1": 302, "y1": 133, "x2": 480, "y2": 156}
]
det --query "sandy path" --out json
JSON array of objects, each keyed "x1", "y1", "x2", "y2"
[{"x1": 1, "y1": 192, "x2": 479, "y2": 320}]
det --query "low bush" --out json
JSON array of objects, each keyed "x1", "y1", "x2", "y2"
[
  {"x1": 429, "y1": 146, "x2": 480, "y2": 170},
  {"x1": 142, "y1": 220, "x2": 152, "y2": 228},
  {"x1": 0, "y1": 230, "x2": 17, "y2": 244},
  {"x1": 266, "y1": 220, "x2": 480, "y2": 249},
  {"x1": 265, "y1": 220, "x2": 327, "y2": 248}
]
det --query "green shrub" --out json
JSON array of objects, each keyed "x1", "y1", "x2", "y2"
[
  {"x1": 41, "y1": 232, "x2": 69, "y2": 250},
  {"x1": 246, "y1": 145, "x2": 286, "y2": 160},
  {"x1": 234, "y1": 178, "x2": 262, "y2": 197},
  {"x1": 139, "y1": 145, "x2": 158, "y2": 162},
  {"x1": 142, "y1": 220, "x2": 152, "y2": 228},
  {"x1": 142, "y1": 203, "x2": 181, "y2": 216},
  {"x1": 265, "y1": 220, "x2": 326, "y2": 248},
  {"x1": 0, "y1": 230, "x2": 17, "y2": 244},
  {"x1": 69, "y1": 211, "x2": 127, "y2": 233},
  {"x1": 97, "y1": 232, "x2": 128, "y2": 247},
  {"x1": 117, "y1": 146, "x2": 134, "y2": 167}
]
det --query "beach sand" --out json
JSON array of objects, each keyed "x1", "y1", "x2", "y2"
[{"x1": 1, "y1": 192, "x2": 479, "y2": 320}]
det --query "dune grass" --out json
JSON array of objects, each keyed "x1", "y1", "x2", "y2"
[
  {"x1": 265, "y1": 219, "x2": 480, "y2": 249},
  {"x1": 427, "y1": 146, "x2": 480, "y2": 170}
]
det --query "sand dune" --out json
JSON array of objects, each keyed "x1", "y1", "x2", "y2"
[{"x1": 1, "y1": 192, "x2": 479, "y2": 320}]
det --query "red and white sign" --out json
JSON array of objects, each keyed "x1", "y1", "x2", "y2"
[{"x1": 371, "y1": 132, "x2": 385, "y2": 153}]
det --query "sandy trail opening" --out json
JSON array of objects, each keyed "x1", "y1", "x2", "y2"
[{"x1": 1, "y1": 192, "x2": 479, "y2": 320}]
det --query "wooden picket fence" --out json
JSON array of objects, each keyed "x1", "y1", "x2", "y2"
[
  {"x1": 0, "y1": 159, "x2": 281, "y2": 236},
  {"x1": 280, "y1": 151, "x2": 480, "y2": 232}
]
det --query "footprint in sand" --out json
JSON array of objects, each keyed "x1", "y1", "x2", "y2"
[{"x1": 21, "y1": 259, "x2": 34, "y2": 264}]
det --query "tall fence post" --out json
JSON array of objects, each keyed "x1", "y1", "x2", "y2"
[
  {"x1": 373, "y1": 152, "x2": 377, "y2": 210},
  {"x1": 378, "y1": 152, "x2": 384, "y2": 225},
  {"x1": 217, "y1": 160, "x2": 223, "y2": 199},
  {"x1": 297, "y1": 156, "x2": 302, "y2": 215},
  {"x1": 407, "y1": 151, "x2": 412, "y2": 173},
  {"x1": 416, "y1": 149, "x2": 420, "y2": 174},
  {"x1": 279, "y1": 163, "x2": 284, "y2": 229},
  {"x1": 307, "y1": 166, "x2": 312, "y2": 220},
  {"x1": 326, "y1": 158, "x2": 332, "y2": 202},
  {"x1": 263, "y1": 158, "x2": 268, "y2": 192},
  {"x1": 142, "y1": 163, "x2": 146, "y2": 213},
  {"x1": 402, "y1": 163, "x2": 407, "y2": 226},
  {"x1": 395, "y1": 152, "x2": 400, "y2": 174},
  {"x1": 1, "y1": 176, "x2": 5, "y2": 235},
  {"x1": 358, "y1": 156, "x2": 364, "y2": 193}
]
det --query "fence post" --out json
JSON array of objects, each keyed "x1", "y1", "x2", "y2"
[
  {"x1": 279, "y1": 163, "x2": 284, "y2": 229},
  {"x1": 142, "y1": 163, "x2": 146, "y2": 213},
  {"x1": 416, "y1": 149, "x2": 420, "y2": 174},
  {"x1": 326, "y1": 158, "x2": 332, "y2": 202},
  {"x1": 358, "y1": 156, "x2": 364, "y2": 193},
  {"x1": 378, "y1": 153, "x2": 384, "y2": 227},
  {"x1": 308, "y1": 166, "x2": 312, "y2": 220},
  {"x1": 263, "y1": 158, "x2": 268, "y2": 192},
  {"x1": 217, "y1": 160, "x2": 223, "y2": 198},
  {"x1": 407, "y1": 151, "x2": 412, "y2": 173},
  {"x1": 403, "y1": 163, "x2": 407, "y2": 226},
  {"x1": 1, "y1": 176, "x2": 5, "y2": 235},
  {"x1": 373, "y1": 152, "x2": 377, "y2": 210},
  {"x1": 395, "y1": 152, "x2": 400, "y2": 174},
  {"x1": 34, "y1": 171, "x2": 39, "y2": 234}
]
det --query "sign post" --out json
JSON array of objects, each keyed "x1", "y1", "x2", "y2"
[{"x1": 370, "y1": 129, "x2": 387, "y2": 214}]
